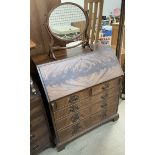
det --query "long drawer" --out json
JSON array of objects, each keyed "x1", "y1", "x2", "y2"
[
  {"x1": 55, "y1": 95, "x2": 119, "y2": 131},
  {"x1": 53, "y1": 86, "x2": 119, "y2": 120},
  {"x1": 57, "y1": 104, "x2": 117, "y2": 142}
]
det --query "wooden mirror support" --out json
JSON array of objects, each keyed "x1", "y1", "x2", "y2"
[{"x1": 45, "y1": 2, "x2": 93, "y2": 60}]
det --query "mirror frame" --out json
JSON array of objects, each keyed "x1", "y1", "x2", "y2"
[
  {"x1": 47, "y1": 2, "x2": 89, "y2": 42},
  {"x1": 45, "y1": 2, "x2": 93, "y2": 60}
]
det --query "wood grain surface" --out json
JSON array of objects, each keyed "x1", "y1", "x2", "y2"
[{"x1": 37, "y1": 46, "x2": 123, "y2": 102}]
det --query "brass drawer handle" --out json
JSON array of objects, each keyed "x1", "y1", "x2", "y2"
[
  {"x1": 69, "y1": 105, "x2": 79, "y2": 112},
  {"x1": 69, "y1": 106, "x2": 74, "y2": 112},
  {"x1": 101, "y1": 105, "x2": 104, "y2": 108},
  {"x1": 71, "y1": 113, "x2": 79, "y2": 122},
  {"x1": 101, "y1": 111, "x2": 107, "y2": 118},
  {"x1": 101, "y1": 94, "x2": 108, "y2": 99},
  {"x1": 73, "y1": 105, "x2": 79, "y2": 110},
  {"x1": 71, "y1": 123, "x2": 81, "y2": 135},
  {"x1": 102, "y1": 83, "x2": 110, "y2": 89},
  {"x1": 69, "y1": 95, "x2": 79, "y2": 103},
  {"x1": 100, "y1": 103, "x2": 107, "y2": 108}
]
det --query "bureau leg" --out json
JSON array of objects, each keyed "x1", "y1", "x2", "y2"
[
  {"x1": 112, "y1": 114, "x2": 119, "y2": 122},
  {"x1": 57, "y1": 144, "x2": 66, "y2": 152}
]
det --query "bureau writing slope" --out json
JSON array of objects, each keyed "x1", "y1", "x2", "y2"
[{"x1": 37, "y1": 45, "x2": 123, "y2": 151}]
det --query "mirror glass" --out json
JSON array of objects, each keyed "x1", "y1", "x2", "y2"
[{"x1": 48, "y1": 3, "x2": 87, "y2": 41}]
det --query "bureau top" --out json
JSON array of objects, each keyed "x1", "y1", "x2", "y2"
[{"x1": 37, "y1": 45, "x2": 123, "y2": 102}]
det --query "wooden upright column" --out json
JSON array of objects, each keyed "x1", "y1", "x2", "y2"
[{"x1": 116, "y1": 0, "x2": 125, "y2": 62}]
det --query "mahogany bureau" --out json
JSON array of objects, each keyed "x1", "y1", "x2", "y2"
[{"x1": 36, "y1": 45, "x2": 123, "y2": 151}]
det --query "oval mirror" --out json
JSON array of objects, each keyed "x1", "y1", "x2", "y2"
[{"x1": 48, "y1": 3, "x2": 88, "y2": 41}]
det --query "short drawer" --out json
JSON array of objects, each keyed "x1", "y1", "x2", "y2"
[
  {"x1": 55, "y1": 96, "x2": 118, "y2": 131},
  {"x1": 91, "y1": 87, "x2": 120, "y2": 103},
  {"x1": 92, "y1": 78, "x2": 120, "y2": 95},
  {"x1": 51, "y1": 88, "x2": 90, "y2": 111}
]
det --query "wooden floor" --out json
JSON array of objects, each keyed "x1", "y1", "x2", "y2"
[{"x1": 39, "y1": 99, "x2": 125, "y2": 155}]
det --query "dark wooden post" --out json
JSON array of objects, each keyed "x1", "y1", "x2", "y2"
[{"x1": 116, "y1": 0, "x2": 125, "y2": 62}]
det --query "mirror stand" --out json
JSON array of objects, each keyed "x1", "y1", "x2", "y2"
[
  {"x1": 49, "y1": 48, "x2": 57, "y2": 60},
  {"x1": 82, "y1": 36, "x2": 93, "y2": 51},
  {"x1": 46, "y1": 2, "x2": 93, "y2": 60},
  {"x1": 48, "y1": 38, "x2": 93, "y2": 60}
]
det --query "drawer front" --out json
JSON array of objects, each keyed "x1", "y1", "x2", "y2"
[
  {"x1": 53, "y1": 86, "x2": 119, "y2": 120},
  {"x1": 30, "y1": 134, "x2": 50, "y2": 154},
  {"x1": 30, "y1": 95, "x2": 42, "y2": 109},
  {"x1": 51, "y1": 88, "x2": 90, "y2": 111},
  {"x1": 55, "y1": 95, "x2": 118, "y2": 131},
  {"x1": 30, "y1": 124, "x2": 51, "y2": 154},
  {"x1": 30, "y1": 124, "x2": 49, "y2": 142},
  {"x1": 57, "y1": 104, "x2": 117, "y2": 142},
  {"x1": 92, "y1": 78, "x2": 120, "y2": 95},
  {"x1": 58, "y1": 118, "x2": 91, "y2": 142},
  {"x1": 53, "y1": 97, "x2": 90, "y2": 120},
  {"x1": 30, "y1": 113, "x2": 45, "y2": 129},
  {"x1": 91, "y1": 87, "x2": 119, "y2": 103},
  {"x1": 90, "y1": 105, "x2": 117, "y2": 126},
  {"x1": 30, "y1": 103, "x2": 43, "y2": 118}
]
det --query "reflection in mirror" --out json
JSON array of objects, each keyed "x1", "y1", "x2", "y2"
[{"x1": 48, "y1": 4, "x2": 86, "y2": 41}]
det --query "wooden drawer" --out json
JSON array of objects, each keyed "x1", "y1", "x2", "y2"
[
  {"x1": 31, "y1": 134, "x2": 50, "y2": 154},
  {"x1": 58, "y1": 117, "x2": 91, "y2": 142},
  {"x1": 30, "y1": 95, "x2": 42, "y2": 109},
  {"x1": 91, "y1": 87, "x2": 119, "y2": 103},
  {"x1": 55, "y1": 95, "x2": 118, "y2": 131},
  {"x1": 30, "y1": 94, "x2": 44, "y2": 117},
  {"x1": 51, "y1": 88, "x2": 90, "y2": 111},
  {"x1": 53, "y1": 87, "x2": 119, "y2": 120},
  {"x1": 30, "y1": 103, "x2": 43, "y2": 118},
  {"x1": 30, "y1": 124, "x2": 49, "y2": 142},
  {"x1": 30, "y1": 124, "x2": 51, "y2": 154},
  {"x1": 57, "y1": 104, "x2": 117, "y2": 142},
  {"x1": 92, "y1": 78, "x2": 120, "y2": 95},
  {"x1": 90, "y1": 105, "x2": 117, "y2": 126},
  {"x1": 53, "y1": 97, "x2": 90, "y2": 120},
  {"x1": 30, "y1": 113, "x2": 45, "y2": 129}
]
